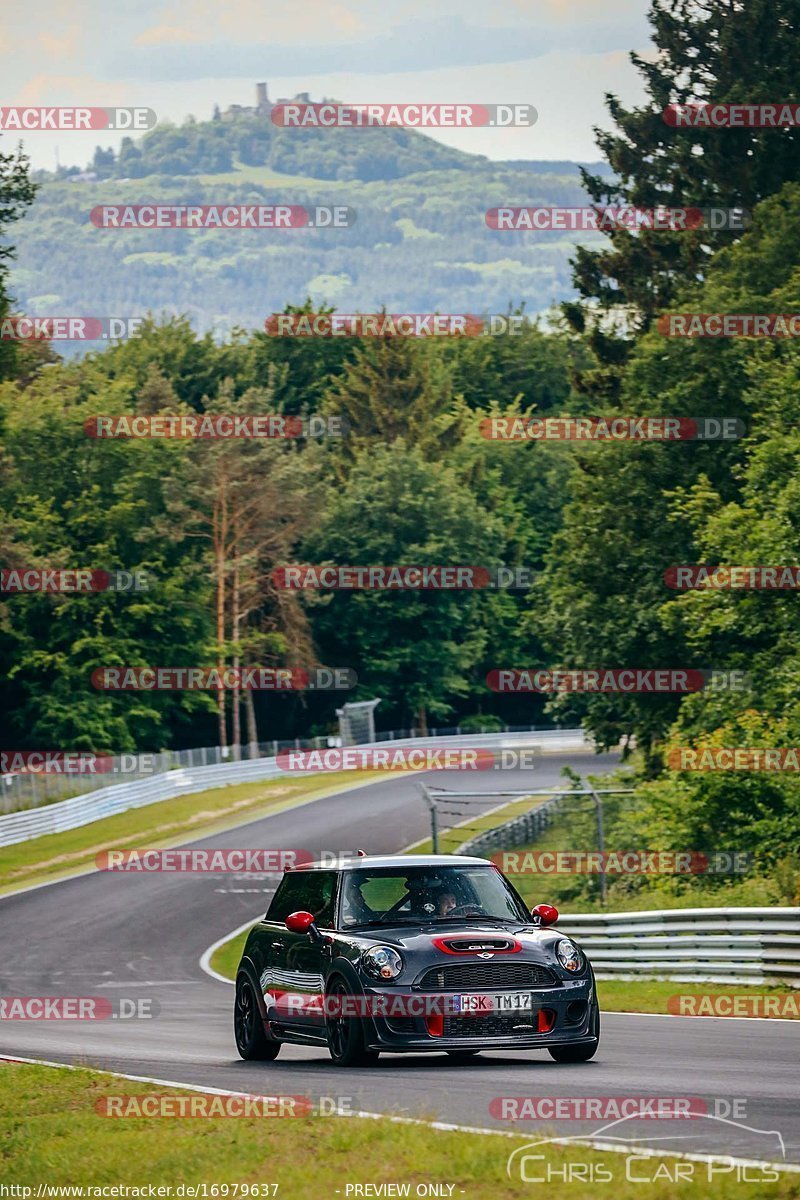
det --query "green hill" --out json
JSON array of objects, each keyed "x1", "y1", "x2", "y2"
[{"x1": 13, "y1": 110, "x2": 609, "y2": 337}]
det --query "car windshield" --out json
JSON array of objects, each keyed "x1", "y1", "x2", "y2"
[{"x1": 338, "y1": 865, "x2": 529, "y2": 929}]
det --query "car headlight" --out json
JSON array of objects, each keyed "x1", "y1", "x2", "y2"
[
  {"x1": 361, "y1": 946, "x2": 403, "y2": 981},
  {"x1": 556, "y1": 938, "x2": 583, "y2": 973}
]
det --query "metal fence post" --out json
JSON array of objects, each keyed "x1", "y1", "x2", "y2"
[
  {"x1": 589, "y1": 785, "x2": 607, "y2": 906},
  {"x1": 421, "y1": 785, "x2": 439, "y2": 853}
]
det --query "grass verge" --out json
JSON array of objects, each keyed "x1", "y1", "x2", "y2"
[
  {"x1": 506, "y1": 811, "x2": 789, "y2": 911},
  {"x1": 0, "y1": 771, "x2": 384, "y2": 896},
  {"x1": 597, "y1": 978, "x2": 799, "y2": 1018},
  {"x1": 210, "y1": 925, "x2": 251, "y2": 981},
  {"x1": 407, "y1": 793, "x2": 554, "y2": 856},
  {"x1": 1, "y1": 1061, "x2": 796, "y2": 1197}
]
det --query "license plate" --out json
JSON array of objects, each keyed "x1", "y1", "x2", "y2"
[{"x1": 456, "y1": 992, "x2": 532, "y2": 1013}]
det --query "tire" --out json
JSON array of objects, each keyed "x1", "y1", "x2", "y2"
[
  {"x1": 446, "y1": 1050, "x2": 481, "y2": 1062},
  {"x1": 326, "y1": 977, "x2": 380, "y2": 1067},
  {"x1": 234, "y1": 975, "x2": 281, "y2": 1061},
  {"x1": 548, "y1": 1006, "x2": 600, "y2": 1063}
]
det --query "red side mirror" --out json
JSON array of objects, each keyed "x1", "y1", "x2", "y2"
[
  {"x1": 285, "y1": 910, "x2": 316, "y2": 933},
  {"x1": 531, "y1": 903, "x2": 559, "y2": 927}
]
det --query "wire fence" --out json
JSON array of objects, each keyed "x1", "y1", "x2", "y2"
[
  {"x1": 0, "y1": 729, "x2": 587, "y2": 848},
  {"x1": 0, "y1": 722, "x2": 565, "y2": 814},
  {"x1": 453, "y1": 793, "x2": 565, "y2": 856},
  {"x1": 419, "y1": 785, "x2": 568, "y2": 855}
]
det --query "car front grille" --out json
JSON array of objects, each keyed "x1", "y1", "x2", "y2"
[{"x1": 418, "y1": 961, "x2": 557, "y2": 991}]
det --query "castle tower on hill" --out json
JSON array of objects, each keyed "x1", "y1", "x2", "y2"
[
  {"x1": 219, "y1": 83, "x2": 319, "y2": 121},
  {"x1": 220, "y1": 83, "x2": 274, "y2": 121}
]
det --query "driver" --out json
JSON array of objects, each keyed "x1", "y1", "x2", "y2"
[{"x1": 438, "y1": 891, "x2": 457, "y2": 917}]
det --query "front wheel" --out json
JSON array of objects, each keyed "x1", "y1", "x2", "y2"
[
  {"x1": 326, "y1": 978, "x2": 379, "y2": 1067},
  {"x1": 548, "y1": 1006, "x2": 599, "y2": 1063},
  {"x1": 234, "y1": 975, "x2": 281, "y2": 1061}
]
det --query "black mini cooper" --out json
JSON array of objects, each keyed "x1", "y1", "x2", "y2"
[{"x1": 234, "y1": 854, "x2": 599, "y2": 1066}]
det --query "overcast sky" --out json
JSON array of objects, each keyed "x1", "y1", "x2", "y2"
[{"x1": 2, "y1": 0, "x2": 653, "y2": 170}]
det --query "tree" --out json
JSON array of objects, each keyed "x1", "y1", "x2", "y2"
[
  {"x1": 301, "y1": 442, "x2": 507, "y2": 732},
  {"x1": 0, "y1": 138, "x2": 37, "y2": 380},
  {"x1": 249, "y1": 301, "x2": 357, "y2": 415},
  {"x1": 321, "y1": 333, "x2": 467, "y2": 472},
  {"x1": 92, "y1": 146, "x2": 116, "y2": 178},
  {"x1": 0, "y1": 360, "x2": 213, "y2": 750},
  {"x1": 537, "y1": 182, "x2": 800, "y2": 766},
  {"x1": 164, "y1": 377, "x2": 319, "y2": 755},
  {"x1": 566, "y1": 0, "x2": 800, "y2": 392}
]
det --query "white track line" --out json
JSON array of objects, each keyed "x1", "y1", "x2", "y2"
[
  {"x1": 601, "y1": 1010, "x2": 800, "y2": 1025},
  {"x1": 2, "y1": 1053, "x2": 797, "y2": 1174},
  {"x1": 199, "y1": 918, "x2": 258, "y2": 985}
]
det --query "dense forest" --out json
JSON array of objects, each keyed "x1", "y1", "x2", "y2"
[{"x1": 2, "y1": 0, "x2": 800, "y2": 891}]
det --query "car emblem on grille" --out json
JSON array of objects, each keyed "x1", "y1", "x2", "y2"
[{"x1": 477, "y1": 951, "x2": 495, "y2": 959}]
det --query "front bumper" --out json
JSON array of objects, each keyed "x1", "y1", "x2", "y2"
[{"x1": 359, "y1": 975, "x2": 596, "y2": 1053}]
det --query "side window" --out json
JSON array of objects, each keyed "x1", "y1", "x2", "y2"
[{"x1": 267, "y1": 871, "x2": 337, "y2": 928}]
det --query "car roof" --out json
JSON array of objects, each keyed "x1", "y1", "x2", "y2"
[{"x1": 295, "y1": 854, "x2": 494, "y2": 871}]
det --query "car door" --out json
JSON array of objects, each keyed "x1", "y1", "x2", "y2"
[{"x1": 261, "y1": 869, "x2": 338, "y2": 1033}]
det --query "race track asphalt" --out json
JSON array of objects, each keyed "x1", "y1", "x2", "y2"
[{"x1": 1, "y1": 750, "x2": 798, "y2": 1168}]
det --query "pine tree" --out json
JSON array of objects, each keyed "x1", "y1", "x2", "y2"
[
  {"x1": 0, "y1": 140, "x2": 37, "y2": 381},
  {"x1": 567, "y1": 0, "x2": 800, "y2": 393}
]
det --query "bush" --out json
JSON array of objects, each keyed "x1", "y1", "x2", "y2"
[{"x1": 459, "y1": 714, "x2": 505, "y2": 733}]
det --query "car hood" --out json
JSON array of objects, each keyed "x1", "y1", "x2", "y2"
[{"x1": 348, "y1": 921, "x2": 564, "y2": 956}]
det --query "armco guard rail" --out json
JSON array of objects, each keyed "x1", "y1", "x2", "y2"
[
  {"x1": 456, "y1": 794, "x2": 563, "y2": 856},
  {"x1": 557, "y1": 907, "x2": 800, "y2": 988},
  {"x1": 0, "y1": 728, "x2": 588, "y2": 848}
]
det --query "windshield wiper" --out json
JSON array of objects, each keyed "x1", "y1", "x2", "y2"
[
  {"x1": 432, "y1": 915, "x2": 515, "y2": 923},
  {"x1": 346, "y1": 917, "x2": 420, "y2": 929}
]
